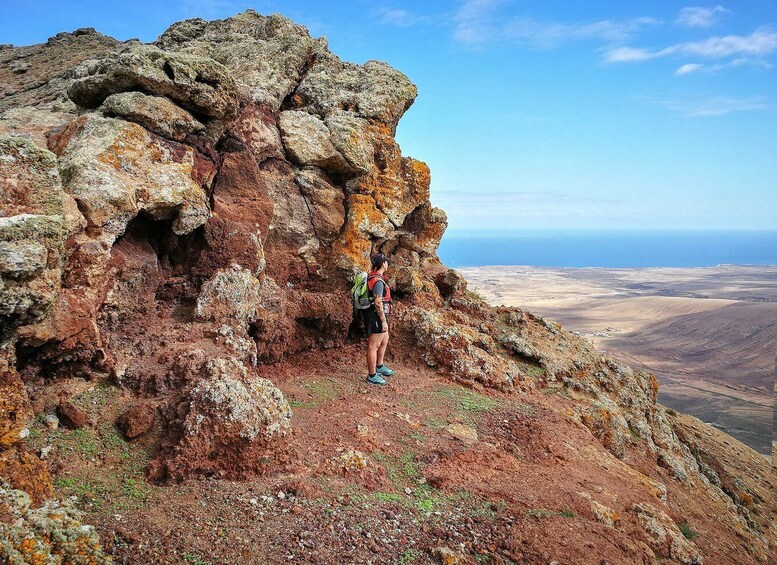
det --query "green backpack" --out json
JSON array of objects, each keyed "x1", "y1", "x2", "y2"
[{"x1": 351, "y1": 271, "x2": 375, "y2": 310}]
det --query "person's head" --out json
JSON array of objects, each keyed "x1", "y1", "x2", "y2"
[{"x1": 370, "y1": 253, "x2": 389, "y2": 272}]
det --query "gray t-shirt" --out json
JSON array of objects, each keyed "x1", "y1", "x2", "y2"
[{"x1": 372, "y1": 280, "x2": 390, "y2": 315}]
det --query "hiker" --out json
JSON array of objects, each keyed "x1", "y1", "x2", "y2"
[{"x1": 363, "y1": 253, "x2": 395, "y2": 385}]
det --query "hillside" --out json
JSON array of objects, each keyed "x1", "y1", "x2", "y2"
[
  {"x1": 0, "y1": 11, "x2": 774, "y2": 564},
  {"x1": 459, "y1": 265, "x2": 777, "y2": 456}
]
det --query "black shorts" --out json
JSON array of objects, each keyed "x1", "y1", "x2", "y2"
[{"x1": 361, "y1": 307, "x2": 388, "y2": 335}]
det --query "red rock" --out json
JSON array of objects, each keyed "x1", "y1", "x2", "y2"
[
  {"x1": 57, "y1": 399, "x2": 88, "y2": 429},
  {"x1": 116, "y1": 401, "x2": 157, "y2": 439}
]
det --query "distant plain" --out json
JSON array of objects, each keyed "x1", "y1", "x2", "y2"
[{"x1": 460, "y1": 265, "x2": 777, "y2": 456}]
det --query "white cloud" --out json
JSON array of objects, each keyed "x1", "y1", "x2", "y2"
[
  {"x1": 657, "y1": 96, "x2": 768, "y2": 116},
  {"x1": 452, "y1": 0, "x2": 659, "y2": 49},
  {"x1": 674, "y1": 57, "x2": 773, "y2": 75},
  {"x1": 453, "y1": 0, "x2": 505, "y2": 44},
  {"x1": 604, "y1": 46, "x2": 656, "y2": 63},
  {"x1": 377, "y1": 8, "x2": 424, "y2": 27},
  {"x1": 675, "y1": 63, "x2": 704, "y2": 75},
  {"x1": 676, "y1": 6, "x2": 729, "y2": 28},
  {"x1": 501, "y1": 17, "x2": 660, "y2": 49},
  {"x1": 604, "y1": 28, "x2": 777, "y2": 63}
]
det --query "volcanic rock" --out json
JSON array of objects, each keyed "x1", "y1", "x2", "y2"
[
  {"x1": 117, "y1": 401, "x2": 157, "y2": 439},
  {"x1": 278, "y1": 110, "x2": 351, "y2": 172},
  {"x1": 56, "y1": 398, "x2": 88, "y2": 429},
  {"x1": 151, "y1": 357, "x2": 292, "y2": 481},
  {"x1": 67, "y1": 43, "x2": 238, "y2": 119},
  {"x1": 99, "y1": 90, "x2": 205, "y2": 141},
  {"x1": 0, "y1": 482, "x2": 109, "y2": 563}
]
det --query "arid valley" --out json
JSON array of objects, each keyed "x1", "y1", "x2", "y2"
[{"x1": 460, "y1": 265, "x2": 777, "y2": 457}]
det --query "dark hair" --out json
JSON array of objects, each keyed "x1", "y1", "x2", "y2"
[{"x1": 370, "y1": 253, "x2": 389, "y2": 270}]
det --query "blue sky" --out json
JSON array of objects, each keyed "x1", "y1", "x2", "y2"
[{"x1": 4, "y1": 1, "x2": 777, "y2": 231}]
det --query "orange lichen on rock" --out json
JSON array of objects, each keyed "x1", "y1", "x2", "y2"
[
  {"x1": 0, "y1": 369, "x2": 32, "y2": 449},
  {"x1": 333, "y1": 193, "x2": 392, "y2": 270},
  {"x1": 96, "y1": 121, "x2": 165, "y2": 169}
]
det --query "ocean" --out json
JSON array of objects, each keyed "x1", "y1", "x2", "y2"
[{"x1": 438, "y1": 230, "x2": 777, "y2": 268}]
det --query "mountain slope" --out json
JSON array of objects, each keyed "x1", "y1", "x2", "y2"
[{"x1": 0, "y1": 11, "x2": 773, "y2": 564}]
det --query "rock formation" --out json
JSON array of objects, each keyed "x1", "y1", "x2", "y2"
[{"x1": 0, "y1": 10, "x2": 773, "y2": 564}]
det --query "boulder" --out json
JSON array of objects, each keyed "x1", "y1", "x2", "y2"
[
  {"x1": 67, "y1": 43, "x2": 238, "y2": 119},
  {"x1": 185, "y1": 358, "x2": 291, "y2": 440},
  {"x1": 151, "y1": 357, "x2": 292, "y2": 481},
  {"x1": 116, "y1": 401, "x2": 157, "y2": 439},
  {"x1": 195, "y1": 264, "x2": 263, "y2": 325},
  {"x1": 278, "y1": 110, "x2": 351, "y2": 173},
  {"x1": 99, "y1": 91, "x2": 205, "y2": 141},
  {"x1": 434, "y1": 269, "x2": 467, "y2": 301},
  {"x1": 56, "y1": 398, "x2": 88, "y2": 429},
  {"x1": 445, "y1": 423, "x2": 478, "y2": 444}
]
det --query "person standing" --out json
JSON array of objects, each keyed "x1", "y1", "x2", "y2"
[{"x1": 364, "y1": 253, "x2": 395, "y2": 385}]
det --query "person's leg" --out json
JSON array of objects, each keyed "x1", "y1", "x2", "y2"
[
  {"x1": 367, "y1": 333, "x2": 382, "y2": 375},
  {"x1": 376, "y1": 331, "x2": 389, "y2": 367}
]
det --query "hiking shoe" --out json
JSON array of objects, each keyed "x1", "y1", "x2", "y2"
[
  {"x1": 366, "y1": 374, "x2": 387, "y2": 385},
  {"x1": 376, "y1": 365, "x2": 395, "y2": 376}
]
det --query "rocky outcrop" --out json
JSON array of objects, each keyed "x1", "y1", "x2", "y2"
[
  {"x1": 67, "y1": 44, "x2": 238, "y2": 120},
  {"x1": 149, "y1": 356, "x2": 292, "y2": 481},
  {"x1": 99, "y1": 91, "x2": 205, "y2": 141}
]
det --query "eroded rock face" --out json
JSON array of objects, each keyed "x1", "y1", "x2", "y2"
[
  {"x1": 67, "y1": 43, "x2": 238, "y2": 119},
  {"x1": 633, "y1": 502, "x2": 703, "y2": 564},
  {"x1": 53, "y1": 114, "x2": 210, "y2": 241},
  {"x1": 195, "y1": 264, "x2": 263, "y2": 323}
]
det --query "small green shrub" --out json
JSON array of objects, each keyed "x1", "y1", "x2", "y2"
[
  {"x1": 374, "y1": 492, "x2": 403, "y2": 504},
  {"x1": 395, "y1": 548, "x2": 421, "y2": 564},
  {"x1": 184, "y1": 554, "x2": 213, "y2": 565},
  {"x1": 677, "y1": 520, "x2": 698, "y2": 540}
]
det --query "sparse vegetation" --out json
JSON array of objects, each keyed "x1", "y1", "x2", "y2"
[
  {"x1": 425, "y1": 416, "x2": 446, "y2": 429},
  {"x1": 395, "y1": 547, "x2": 421, "y2": 564},
  {"x1": 302, "y1": 379, "x2": 342, "y2": 403},
  {"x1": 47, "y1": 418, "x2": 154, "y2": 512},
  {"x1": 288, "y1": 398, "x2": 316, "y2": 409},
  {"x1": 374, "y1": 491, "x2": 403, "y2": 504},
  {"x1": 542, "y1": 386, "x2": 571, "y2": 399},
  {"x1": 467, "y1": 289, "x2": 487, "y2": 301},
  {"x1": 527, "y1": 507, "x2": 576, "y2": 519},
  {"x1": 71, "y1": 382, "x2": 113, "y2": 411},
  {"x1": 512, "y1": 401, "x2": 537, "y2": 417},
  {"x1": 434, "y1": 386, "x2": 500, "y2": 414},
  {"x1": 678, "y1": 520, "x2": 698, "y2": 540},
  {"x1": 184, "y1": 554, "x2": 213, "y2": 565}
]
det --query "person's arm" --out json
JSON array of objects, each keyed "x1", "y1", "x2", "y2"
[{"x1": 373, "y1": 281, "x2": 388, "y2": 332}]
